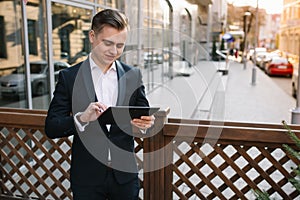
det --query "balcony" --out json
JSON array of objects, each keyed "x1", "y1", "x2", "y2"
[{"x1": 0, "y1": 108, "x2": 299, "y2": 199}]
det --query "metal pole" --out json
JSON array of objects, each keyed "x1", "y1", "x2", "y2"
[
  {"x1": 251, "y1": 0, "x2": 258, "y2": 85},
  {"x1": 243, "y1": 14, "x2": 248, "y2": 70},
  {"x1": 168, "y1": 2, "x2": 173, "y2": 79},
  {"x1": 206, "y1": 4, "x2": 212, "y2": 61},
  {"x1": 137, "y1": 0, "x2": 143, "y2": 68},
  {"x1": 291, "y1": 38, "x2": 300, "y2": 124},
  {"x1": 46, "y1": 0, "x2": 55, "y2": 100},
  {"x1": 21, "y1": 0, "x2": 33, "y2": 109}
]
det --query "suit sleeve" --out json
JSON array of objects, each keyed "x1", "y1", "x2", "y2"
[
  {"x1": 134, "y1": 68, "x2": 149, "y2": 107},
  {"x1": 44, "y1": 70, "x2": 77, "y2": 139}
]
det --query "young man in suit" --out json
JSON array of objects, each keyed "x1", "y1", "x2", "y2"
[{"x1": 45, "y1": 9, "x2": 155, "y2": 200}]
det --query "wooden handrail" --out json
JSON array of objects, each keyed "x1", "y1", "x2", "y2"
[
  {"x1": 1, "y1": 107, "x2": 300, "y2": 199},
  {"x1": 168, "y1": 117, "x2": 300, "y2": 130},
  {"x1": 163, "y1": 122, "x2": 300, "y2": 145}
]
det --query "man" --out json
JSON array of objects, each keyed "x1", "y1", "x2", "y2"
[{"x1": 45, "y1": 9, "x2": 154, "y2": 200}]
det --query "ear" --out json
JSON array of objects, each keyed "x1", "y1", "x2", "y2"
[{"x1": 89, "y1": 30, "x2": 95, "y2": 43}]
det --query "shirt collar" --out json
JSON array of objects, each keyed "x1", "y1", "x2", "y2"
[{"x1": 89, "y1": 53, "x2": 116, "y2": 73}]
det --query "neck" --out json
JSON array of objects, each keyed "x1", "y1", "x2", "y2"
[{"x1": 91, "y1": 54, "x2": 113, "y2": 73}]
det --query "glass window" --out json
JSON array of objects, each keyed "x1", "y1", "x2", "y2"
[
  {"x1": 52, "y1": 3, "x2": 92, "y2": 65},
  {"x1": 94, "y1": 0, "x2": 105, "y2": 5},
  {"x1": 28, "y1": 19, "x2": 38, "y2": 55},
  {"x1": 0, "y1": 16, "x2": 7, "y2": 58},
  {"x1": 0, "y1": 0, "x2": 26, "y2": 108}
]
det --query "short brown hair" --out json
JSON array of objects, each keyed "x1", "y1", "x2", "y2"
[{"x1": 91, "y1": 9, "x2": 129, "y2": 34}]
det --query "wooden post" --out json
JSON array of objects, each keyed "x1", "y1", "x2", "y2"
[
  {"x1": 0, "y1": 153, "x2": 2, "y2": 195},
  {"x1": 143, "y1": 108, "x2": 169, "y2": 200}
]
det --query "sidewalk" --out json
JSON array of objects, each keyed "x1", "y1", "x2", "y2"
[
  {"x1": 146, "y1": 60, "x2": 296, "y2": 124},
  {"x1": 223, "y1": 60, "x2": 296, "y2": 124}
]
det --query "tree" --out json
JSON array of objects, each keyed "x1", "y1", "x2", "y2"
[
  {"x1": 226, "y1": 4, "x2": 267, "y2": 48},
  {"x1": 220, "y1": 38, "x2": 225, "y2": 51},
  {"x1": 211, "y1": 40, "x2": 219, "y2": 61}
]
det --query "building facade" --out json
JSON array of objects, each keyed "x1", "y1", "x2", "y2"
[
  {"x1": 279, "y1": 0, "x2": 300, "y2": 62},
  {"x1": 0, "y1": 0, "x2": 212, "y2": 110}
]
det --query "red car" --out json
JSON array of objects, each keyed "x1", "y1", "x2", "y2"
[{"x1": 265, "y1": 57, "x2": 293, "y2": 77}]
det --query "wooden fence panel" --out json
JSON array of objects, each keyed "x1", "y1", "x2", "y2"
[
  {"x1": 0, "y1": 109, "x2": 72, "y2": 200},
  {"x1": 1, "y1": 108, "x2": 300, "y2": 199},
  {"x1": 162, "y1": 120, "x2": 300, "y2": 199}
]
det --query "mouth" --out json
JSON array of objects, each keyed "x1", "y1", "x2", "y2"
[{"x1": 105, "y1": 55, "x2": 116, "y2": 60}]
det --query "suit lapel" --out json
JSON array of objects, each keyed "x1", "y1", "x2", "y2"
[
  {"x1": 81, "y1": 57, "x2": 96, "y2": 102},
  {"x1": 116, "y1": 60, "x2": 127, "y2": 106},
  {"x1": 79, "y1": 59, "x2": 127, "y2": 106}
]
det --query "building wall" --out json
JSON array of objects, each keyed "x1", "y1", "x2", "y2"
[
  {"x1": 0, "y1": 0, "x2": 210, "y2": 110},
  {"x1": 280, "y1": 0, "x2": 300, "y2": 59},
  {"x1": 259, "y1": 14, "x2": 280, "y2": 50}
]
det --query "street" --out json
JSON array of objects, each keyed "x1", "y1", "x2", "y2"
[
  {"x1": 254, "y1": 64, "x2": 294, "y2": 98},
  {"x1": 271, "y1": 76, "x2": 293, "y2": 97}
]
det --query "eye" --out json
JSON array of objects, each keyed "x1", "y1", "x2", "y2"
[
  {"x1": 116, "y1": 43, "x2": 124, "y2": 49},
  {"x1": 103, "y1": 40, "x2": 114, "y2": 46}
]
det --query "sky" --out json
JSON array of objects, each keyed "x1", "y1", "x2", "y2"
[{"x1": 227, "y1": 0, "x2": 284, "y2": 14}]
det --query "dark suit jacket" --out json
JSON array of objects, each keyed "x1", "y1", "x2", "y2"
[{"x1": 45, "y1": 58, "x2": 149, "y2": 186}]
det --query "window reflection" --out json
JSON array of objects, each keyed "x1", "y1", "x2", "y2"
[
  {"x1": 0, "y1": 61, "x2": 70, "y2": 101},
  {"x1": 28, "y1": 19, "x2": 38, "y2": 55},
  {"x1": 0, "y1": 1, "x2": 93, "y2": 109},
  {"x1": 0, "y1": 0, "x2": 26, "y2": 108},
  {"x1": 0, "y1": 0, "x2": 178, "y2": 110},
  {"x1": 0, "y1": 16, "x2": 7, "y2": 58},
  {"x1": 52, "y1": 3, "x2": 92, "y2": 65}
]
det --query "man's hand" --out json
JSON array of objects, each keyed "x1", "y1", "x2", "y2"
[
  {"x1": 79, "y1": 102, "x2": 107, "y2": 123},
  {"x1": 131, "y1": 115, "x2": 155, "y2": 130}
]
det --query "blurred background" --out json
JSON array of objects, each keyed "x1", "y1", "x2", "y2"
[{"x1": 0, "y1": 0, "x2": 297, "y2": 111}]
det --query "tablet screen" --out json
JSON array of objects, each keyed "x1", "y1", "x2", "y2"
[{"x1": 98, "y1": 106, "x2": 160, "y2": 124}]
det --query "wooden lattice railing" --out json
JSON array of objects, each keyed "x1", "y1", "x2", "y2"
[
  {"x1": 0, "y1": 108, "x2": 72, "y2": 200},
  {"x1": 161, "y1": 119, "x2": 300, "y2": 199},
  {"x1": 0, "y1": 108, "x2": 300, "y2": 200}
]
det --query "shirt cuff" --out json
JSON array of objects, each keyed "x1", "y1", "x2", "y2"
[
  {"x1": 139, "y1": 128, "x2": 148, "y2": 134},
  {"x1": 74, "y1": 112, "x2": 89, "y2": 132}
]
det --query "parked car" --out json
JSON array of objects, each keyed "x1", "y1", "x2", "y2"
[
  {"x1": 144, "y1": 51, "x2": 163, "y2": 65},
  {"x1": 0, "y1": 60, "x2": 70, "y2": 98},
  {"x1": 257, "y1": 52, "x2": 279, "y2": 71},
  {"x1": 68, "y1": 51, "x2": 88, "y2": 65},
  {"x1": 254, "y1": 51, "x2": 269, "y2": 69},
  {"x1": 264, "y1": 57, "x2": 293, "y2": 77},
  {"x1": 248, "y1": 47, "x2": 267, "y2": 60}
]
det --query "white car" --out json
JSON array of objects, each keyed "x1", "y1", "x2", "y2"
[
  {"x1": 0, "y1": 60, "x2": 70, "y2": 98},
  {"x1": 254, "y1": 51, "x2": 269, "y2": 69},
  {"x1": 248, "y1": 47, "x2": 267, "y2": 60},
  {"x1": 144, "y1": 52, "x2": 163, "y2": 65}
]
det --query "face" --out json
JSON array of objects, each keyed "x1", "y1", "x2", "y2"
[{"x1": 89, "y1": 25, "x2": 127, "y2": 69}]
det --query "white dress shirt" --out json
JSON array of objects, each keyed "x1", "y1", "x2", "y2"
[
  {"x1": 90, "y1": 55, "x2": 118, "y2": 107},
  {"x1": 74, "y1": 54, "x2": 118, "y2": 130},
  {"x1": 74, "y1": 54, "x2": 118, "y2": 161}
]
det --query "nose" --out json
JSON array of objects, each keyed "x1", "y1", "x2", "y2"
[{"x1": 108, "y1": 45, "x2": 118, "y2": 55}]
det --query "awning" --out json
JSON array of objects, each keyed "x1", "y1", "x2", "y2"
[{"x1": 222, "y1": 33, "x2": 234, "y2": 42}]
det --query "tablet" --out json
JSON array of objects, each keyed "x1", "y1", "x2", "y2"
[{"x1": 98, "y1": 106, "x2": 160, "y2": 124}]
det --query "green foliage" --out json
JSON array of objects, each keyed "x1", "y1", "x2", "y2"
[
  {"x1": 282, "y1": 120, "x2": 300, "y2": 193},
  {"x1": 253, "y1": 189, "x2": 271, "y2": 200},
  {"x1": 254, "y1": 120, "x2": 300, "y2": 199},
  {"x1": 282, "y1": 120, "x2": 300, "y2": 150}
]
